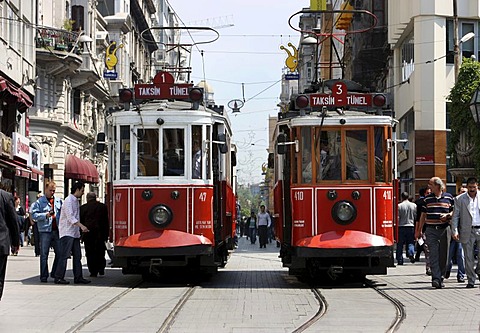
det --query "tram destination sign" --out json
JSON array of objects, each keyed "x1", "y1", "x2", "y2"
[
  {"x1": 134, "y1": 83, "x2": 193, "y2": 100},
  {"x1": 309, "y1": 93, "x2": 372, "y2": 107}
]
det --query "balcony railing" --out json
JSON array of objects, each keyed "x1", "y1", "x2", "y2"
[{"x1": 35, "y1": 26, "x2": 81, "y2": 54}]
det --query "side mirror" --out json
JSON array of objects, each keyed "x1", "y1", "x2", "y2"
[
  {"x1": 217, "y1": 133, "x2": 228, "y2": 154},
  {"x1": 277, "y1": 133, "x2": 287, "y2": 155},
  {"x1": 231, "y1": 151, "x2": 237, "y2": 167},
  {"x1": 267, "y1": 153, "x2": 274, "y2": 169},
  {"x1": 96, "y1": 132, "x2": 106, "y2": 153}
]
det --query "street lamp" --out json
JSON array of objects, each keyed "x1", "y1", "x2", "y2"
[{"x1": 469, "y1": 86, "x2": 480, "y2": 126}]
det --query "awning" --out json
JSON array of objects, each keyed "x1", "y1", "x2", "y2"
[
  {"x1": 0, "y1": 159, "x2": 31, "y2": 178},
  {"x1": 65, "y1": 154, "x2": 99, "y2": 183},
  {"x1": 0, "y1": 76, "x2": 34, "y2": 112},
  {"x1": 29, "y1": 168, "x2": 44, "y2": 181}
]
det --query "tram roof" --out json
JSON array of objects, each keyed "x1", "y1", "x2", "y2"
[
  {"x1": 278, "y1": 110, "x2": 393, "y2": 127},
  {"x1": 109, "y1": 100, "x2": 233, "y2": 133}
]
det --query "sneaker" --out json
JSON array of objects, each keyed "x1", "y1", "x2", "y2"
[
  {"x1": 409, "y1": 256, "x2": 415, "y2": 264},
  {"x1": 466, "y1": 283, "x2": 475, "y2": 288},
  {"x1": 457, "y1": 277, "x2": 465, "y2": 283},
  {"x1": 40, "y1": 279, "x2": 48, "y2": 283},
  {"x1": 54, "y1": 279, "x2": 69, "y2": 285},
  {"x1": 432, "y1": 280, "x2": 444, "y2": 289},
  {"x1": 397, "y1": 262, "x2": 404, "y2": 266},
  {"x1": 426, "y1": 269, "x2": 432, "y2": 276},
  {"x1": 74, "y1": 278, "x2": 91, "y2": 284},
  {"x1": 445, "y1": 271, "x2": 450, "y2": 279}
]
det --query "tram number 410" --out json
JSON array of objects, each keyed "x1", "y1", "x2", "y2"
[
  {"x1": 382, "y1": 190, "x2": 392, "y2": 200},
  {"x1": 294, "y1": 191, "x2": 304, "y2": 201}
]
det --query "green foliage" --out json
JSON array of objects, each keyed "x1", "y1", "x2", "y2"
[
  {"x1": 447, "y1": 58, "x2": 480, "y2": 173},
  {"x1": 237, "y1": 186, "x2": 260, "y2": 218}
]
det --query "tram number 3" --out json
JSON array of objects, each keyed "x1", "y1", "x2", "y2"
[
  {"x1": 198, "y1": 192, "x2": 207, "y2": 202},
  {"x1": 382, "y1": 190, "x2": 392, "y2": 200},
  {"x1": 294, "y1": 191, "x2": 304, "y2": 201}
]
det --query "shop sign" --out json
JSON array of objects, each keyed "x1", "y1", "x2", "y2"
[
  {"x1": 0, "y1": 133, "x2": 12, "y2": 158},
  {"x1": 12, "y1": 132, "x2": 30, "y2": 161},
  {"x1": 28, "y1": 147, "x2": 41, "y2": 169}
]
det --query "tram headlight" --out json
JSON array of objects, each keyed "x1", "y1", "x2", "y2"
[
  {"x1": 149, "y1": 204, "x2": 173, "y2": 227},
  {"x1": 331, "y1": 200, "x2": 357, "y2": 225}
]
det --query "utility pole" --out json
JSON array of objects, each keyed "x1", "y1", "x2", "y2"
[{"x1": 453, "y1": 0, "x2": 460, "y2": 81}]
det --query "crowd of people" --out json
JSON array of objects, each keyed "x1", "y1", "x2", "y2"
[
  {"x1": 398, "y1": 176, "x2": 480, "y2": 289},
  {"x1": 0, "y1": 180, "x2": 109, "y2": 299}
]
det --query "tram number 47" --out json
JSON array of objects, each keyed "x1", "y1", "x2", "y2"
[
  {"x1": 198, "y1": 192, "x2": 207, "y2": 202},
  {"x1": 294, "y1": 191, "x2": 304, "y2": 201}
]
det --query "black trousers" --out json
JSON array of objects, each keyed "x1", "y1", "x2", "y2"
[
  {"x1": 0, "y1": 255, "x2": 8, "y2": 300},
  {"x1": 84, "y1": 238, "x2": 106, "y2": 275},
  {"x1": 258, "y1": 225, "x2": 268, "y2": 247}
]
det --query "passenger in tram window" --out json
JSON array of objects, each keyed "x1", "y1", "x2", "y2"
[
  {"x1": 301, "y1": 149, "x2": 312, "y2": 183},
  {"x1": 192, "y1": 140, "x2": 202, "y2": 179}
]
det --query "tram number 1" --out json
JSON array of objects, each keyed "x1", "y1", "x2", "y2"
[
  {"x1": 382, "y1": 190, "x2": 392, "y2": 200},
  {"x1": 294, "y1": 191, "x2": 304, "y2": 201}
]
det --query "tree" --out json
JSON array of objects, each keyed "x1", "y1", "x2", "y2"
[{"x1": 447, "y1": 58, "x2": 480, "y2": 174}]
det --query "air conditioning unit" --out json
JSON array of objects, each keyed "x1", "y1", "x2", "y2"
[{"x1": 96, "y1": 31, "x2": 109, "y2": 46}]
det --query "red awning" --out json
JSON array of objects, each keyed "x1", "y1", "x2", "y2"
[
  {"x1": 0, "y1": 159, "x2": 31, "y2": 178},
  {"x1": 29, "y1": 168, "x2": 44, "y2": 181},
  {"x1": 0, "y1": 76, "x2": 34, "y2": 112},
  {"x1": 65, "y1": 155, "x2": 99, "y2": 183}
]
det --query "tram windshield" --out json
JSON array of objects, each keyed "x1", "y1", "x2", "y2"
[
  {"x1": 295, "y1": 126, "x2": 388, "y2": 184},
  {"x1": 163, "y1": 129, "x2": 185, "y2": 177}
]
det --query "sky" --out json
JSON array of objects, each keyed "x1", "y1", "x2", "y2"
[{"x1": 170, "y1": 1, "x2": 306, "y2": 185}]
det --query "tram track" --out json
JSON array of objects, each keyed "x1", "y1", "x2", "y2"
[
  {"x1": 157, "y1": 285, "x2": 197, "y2": 333},
  {"x1": 291, "y1": 288, "x2": 328, "y2": 333},
  {"x1": 365, "y1": 279, "x2": 406, "y2": 333},
  {"x1": 67, "y1": 279, "x2": 145, "y2": 333}
]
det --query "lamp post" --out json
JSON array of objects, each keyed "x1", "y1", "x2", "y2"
[{"x1": 469, "y1": 86, "x2": 480, "y2": 126}]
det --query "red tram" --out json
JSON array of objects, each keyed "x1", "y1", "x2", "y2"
[
  {"x1": 101, "y1": 72, "x2": 237, "y2": 277},
  {"x1": 272, "y1": 80, "x2": 396, "y2": 280}
]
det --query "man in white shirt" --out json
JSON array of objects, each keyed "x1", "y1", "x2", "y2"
[
  {"x1": 452, "y1": 177, "x2": 480, "y2": 288},
  {"x1": 53, "y1": 181, "x2": 90, "y2": 285},
  {"x1": 257, "y1": 205, "x2": 271, "y2": 248}
]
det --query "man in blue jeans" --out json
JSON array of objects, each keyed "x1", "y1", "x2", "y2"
[
  {"x1": 397, "y1": 191, "x2": 416, "y2": 265},
  {"x1": 54, "y1": 181, "x2": 90, "y2": 285},
  {"x1": 31, "y1": 181, "x2": 62, "y2": 283}
]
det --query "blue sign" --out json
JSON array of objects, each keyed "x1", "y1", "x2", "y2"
[
  {"x1": 104, "y1": 71, "x2": 118, "y2": 79},
  {"x1": 285, "y1": 73, "x2": 299, "y2": 80}
]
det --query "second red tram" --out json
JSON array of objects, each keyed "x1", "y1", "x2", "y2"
[
  {"x1": 102, "y1": 76, "x2": 237, "y2": 277},
  {"x1": 272, "y1": 81, "x2": 396, "y2": 280}
]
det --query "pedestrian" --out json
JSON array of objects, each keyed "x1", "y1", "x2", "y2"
[
  {"x1": 80, "y1": 192, "x2": 109, "y2": 277},
  {"x1": 13, "y1": 196, "x2": 27, "y2": 254},
  {"x1": 445, "y1": 186, "x2": 466, "y2": 283},
  {"x1": 416, "y1": 177, "x2": 454, "y2": 289},
  {"x1": 247, "y1": 212, "x2": 257, "y2": 244},
  {"x1": 452, "y1": 177, "x2": 480, "y2": 288},
  {"x1": 257, "y1": 205, "x2": 271, "y2": 248},
  {"x1": 396, "y1": 191, "x2": 416, "y2": 265},
  {"x1": 29, "y1": 192, "x2": 43, "y2": 257},
  {"x1": 0, "y1": 187, "x2": 20, "y2": 300},
  {"x1": 31, "y1": 181, "x2": 62, "y2": 283},
  {"x1": 54, "y1": 181, "x2": 90, "y2": 284},
  {"x1": 414, "y1": 187, "x2": 431, "y2": 273}
]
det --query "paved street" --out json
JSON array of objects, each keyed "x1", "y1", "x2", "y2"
[{"x1": 0, "y1": 237, "x2": 479, "y2": 332}]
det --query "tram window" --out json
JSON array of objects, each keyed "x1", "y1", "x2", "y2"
[
  {"x1": 374, "y1": 127, "x2": 385, "y2": 182},
  {"x1": 163, "y1": 129, "x2": 185, "y2": 177},
  {"x1": 192, "y1": 125, "x2": 202, "y2": 179},
  {"x1": 345, "y1": 130, "x2": 368, "y2": 180},
  {"x1": 119, "y1": 125, "x2": 130, "y2": 179},
  {"x1": 301, "y1": 127, "x2": 312, "y2": 183},
  {"x1": 316, "y1": 130, "x2": 341, "y2": 181},
  {"x1": 137, "y1": 128, "x2": 159, "y2": 177},
  {"x1": 206, "y1": 126, "x2": 211, "y2": 180}
]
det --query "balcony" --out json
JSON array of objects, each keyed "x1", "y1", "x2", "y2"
[{"x1": 36, "y1": 26, "x2": 82, "y2": 76}]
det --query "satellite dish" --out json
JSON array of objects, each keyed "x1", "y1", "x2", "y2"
[{"x1": 228, "y1": 99, "x2": 244, "y2": 113}]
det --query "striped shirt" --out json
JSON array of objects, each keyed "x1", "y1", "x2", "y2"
[{"x1": 421, "y1": 192, "x2": 454, "y2": 225}]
